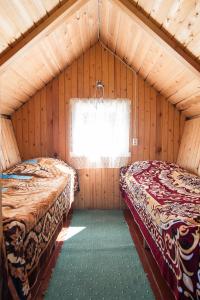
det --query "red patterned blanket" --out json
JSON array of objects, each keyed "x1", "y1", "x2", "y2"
[{"x1": 120, "y1": 160, "x2": 200, "y2": 300}]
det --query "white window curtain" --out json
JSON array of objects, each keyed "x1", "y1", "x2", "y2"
[{"x1": 69, "y1": 99, "x2": 131, "y2": 169}]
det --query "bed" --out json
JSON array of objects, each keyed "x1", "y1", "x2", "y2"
[
  {"x1": 120, "y1": 160, "x2": 200, "y2": 300},
  {"x1": 1, "y1": 157, "x2": 79, "y2": 300}
]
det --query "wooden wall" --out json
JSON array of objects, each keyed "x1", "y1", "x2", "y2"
[
  {"x1": 0, "y1": 117, "x2": 21, "y2": 171},
  {"x1": 177, "y1": 117, "x2": 200, "y2": 176},
  {"x1": 11, "y1": 42, "x2": 185, "y2": 208}
]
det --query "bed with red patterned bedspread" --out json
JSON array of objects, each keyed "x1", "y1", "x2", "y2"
[{"x1": 120, "y1": 160, "x2": 200, "y2": 300}]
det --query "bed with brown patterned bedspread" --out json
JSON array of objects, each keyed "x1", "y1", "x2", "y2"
[
  {"x1": 120, "y1": 160, "x2": 200, "y2": 300},
  {"x1": 1, "y1": 158, "x2": 79, "y2": 300}
]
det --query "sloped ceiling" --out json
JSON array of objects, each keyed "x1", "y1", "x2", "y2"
[
  {"x1": 0, "y1": 0, "x2": 200, "y2": 117},
  {"x1": 0, "y1": 0, "x2": 61, "y2": 54},
  {"x1": 0, "y1": 0, "x2": 98, "y2": 115},
  {"x1": 129, "y1": 0, "x2": 200, "y2": 61}
]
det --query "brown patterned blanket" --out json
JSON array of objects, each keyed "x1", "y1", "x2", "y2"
[
  {"x1": 120, "y1": 160, "x2": 200, "y2": 300},
  {"x1": 1, "y1": 158, "x2": 79, "y2": 299}
]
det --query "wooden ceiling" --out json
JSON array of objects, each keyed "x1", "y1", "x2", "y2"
[
  {"x1": 100, "y1": 0, "x2": 200, "y2": 117},
  {"x1": 0, "y1": 0, "x2": 200, "y2": 117},
  {"x1": 0, "y1": 0, "x2": 61, "y2": 54},
  {"x1": 130, "y1": 0, "x2": 200, "y2": 61},
  {"x1": 0, "y1": 0, "x2": 98, "y2": 115}
]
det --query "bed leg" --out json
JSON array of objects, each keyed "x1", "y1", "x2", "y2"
[{"x1": 143, "y1": 238, "x2": 150, "y2": 250}]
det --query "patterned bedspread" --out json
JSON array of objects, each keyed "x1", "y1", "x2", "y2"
[
  {"x1": 120, "y1": 160, "x2": 200, "y2": 300},
  {"x1": 1, "y1": 157, "x2": 79, "y2": 299}
]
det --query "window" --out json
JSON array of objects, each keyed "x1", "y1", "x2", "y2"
[{"x1": 70, "y1": 99, "x2": 131, "y2": 168}]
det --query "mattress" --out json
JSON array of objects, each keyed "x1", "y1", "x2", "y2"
[
  {"x1": 1, "y1": 157, "x2": 79, "y2": 299},
  {"x1": 120, "y1": 160, "x2": 200, "y2": 300}
]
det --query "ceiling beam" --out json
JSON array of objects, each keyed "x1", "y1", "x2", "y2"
[
  {"x1": 0, "y1": 0, "x2": 90, "y2": 74},
  {"x1": 115, "y1": 0, "x2": 200, "y2": 78}
]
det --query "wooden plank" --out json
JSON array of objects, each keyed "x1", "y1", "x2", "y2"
[
  {"x1": 0, "y1": 119, "x2": 6, "y2": 171},
  {"x1": 1, "y1": 119, "x2": 12, "y2": 169},
  {"x1": 149, "y1": 88, "x2": 156, "y2": 160},
  {"x1": 134, "y1": 33, "x2": 152, "y2": 73},
  {"x1": 161, "y1": 96, "x2": 168, "y2": 161},
  {"x1": 177, "y1": 118, "x2": 200, "y2": 175},
  {"x1": 7, "y1": 120, "x2": 21, "y2": 163},
  {"x1": 133, "y1": 72, "x2": 138, "y2": 162},
  {"x1": 99, "y1": 0, "x2": 109, "y2": 44},
  {"x1": 115, "y1": 12, "x2": 131, "y2": 61},
  {"x1": 156, "y1": 94, "x2": 162, "y2": 160},
  {"x1": 52, "y1": 77, "x2": 59, "y2": 157},
  {"x1": 8, "y1": 119, "x2": 20, "y2": 164},
  {"x1": 0, "y1": 0, "x2": 91, "y2": 72},
  {"x1": 46, "y1": 81, "x2": 53, "y2": 157},
  {"x1": 22, "y1": 104, "x2": 29, "y2": 160},
  {"x1": 167, "y1": 78, "x2": 200, "y2": 104},
  {"x1": 71, "y1": 59, "x2": 78, "y2": 98},
  {"x1": 15, "y1": 109, "x2": 23, "y2": 159},
  {"x1": 167, "y1": 103, "x2": 174, "y2": 162},
  {"x1": 34, "y1": 92, "x2": 41, "y2": 157},
  {"x1": 126, "y1": 25, "x2": 142, "y2": 67},
  {"x1": 0, "y1": 118, "x2": 21, "y2": 170},
  {"x1": 143, "y1": 83, "x2": 150, "y2": 160},
  {"x1": 137, "y1": 77, "x2": 145, "y2": 160},
  {"x1": 40, "y1": 87, "x2": 47, "y2": 157},
  {"x1": 114, "y1": 51, "x2": 121, "y2": 98},
  {"x1": 2, "y1": 119, "x2": 12, "y2": 167},
  {"x1": 107, "y1": 2, "x2": 121, "y2": 52},
  {"x1": 58, "y1": 72, "x2": 65, "y2": 160},
  {"x1": 114, "y1": 0, "x2": 200, "y2": 77},
  {"x1": 176, "y1": 94, "x2": 200, "y2": 111},
  {"x1": 139, "y1": 42, "x2": 162, "y2": 80},
  {"x1": 180, "y1": 113, "x2": 186, "y2": 138},
  {"x1": 65, "y1": 65, "x2": 72, "y2": 163},
  {"x1": 127, "y1": 67, "x2": 133, "y2": 162},
  {"x1": 11, "y1": 113, "x2": 17, "y2": 143},
  {"x1": 120, "y1": 61, "x2": 127, "y2": 98},
  {"x1": 173, "y1": 109, "x2": 180, "y2": 162}
]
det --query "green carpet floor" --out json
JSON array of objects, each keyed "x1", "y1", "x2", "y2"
[{"x1": 45, "y1": 210, "x2": 155, "y2": 300}]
